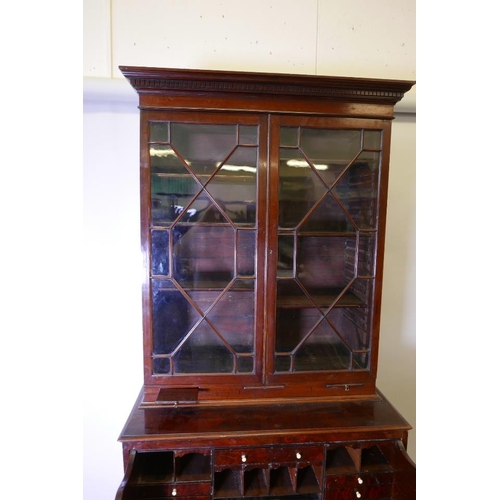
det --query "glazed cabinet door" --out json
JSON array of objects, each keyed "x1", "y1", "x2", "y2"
[
  {"x1": 266, "y1": 116, "x2": 391, "y2": 391},
  {"x1": 141, "y1": 110, "x2": 393, "y2": 401},
  {"x1": 143, "y1": 111, "x2": 267, "y2": 389}
]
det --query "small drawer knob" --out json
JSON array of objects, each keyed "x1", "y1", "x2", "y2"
[
  {"x1": 172, "y1": 487, "x2": 177, "y2": 496},
  {"x1": 356, "y1": 491, "x2": 361, "y2": 498},
  {"x1": 241, "y1": 454, "x2": 247, "y2": 463},
  {"x1": 296, "y1": 452, "x2": 302, "y2": 459},
  {"x1": 357, "y1": 477, "x2": 363, "y2": 484}
]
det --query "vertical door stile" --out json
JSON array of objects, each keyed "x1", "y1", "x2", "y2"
[
  {"x1": 368, "y1": 120, "x2": 393, "y2": 381},
  {"x1": 255, "y1": 114, "x2": 269, "y2": 384},
  {"x1": 141, "y1": 111, "x2": 154, "y2": 381},
  {"x1": 263, "y1": 115, "x2": 281, "y2": 384}
]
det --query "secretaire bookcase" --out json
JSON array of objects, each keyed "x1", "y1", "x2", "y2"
[{"x1": 114, "y1": 66, "x2": 416, "y2": 500}]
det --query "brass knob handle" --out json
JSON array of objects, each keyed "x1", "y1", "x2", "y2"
[
  {"x1": 296, "y1": 452, "x2": 302, "y2": 459},
  {"x1": 356, "y1": 491, "x2": 361, "y2": 498},
  {"x1": 357, "y1": 477, "x2": 363, "y2": 484},
  {"x1": 241, "y1": 454, "x2": 247, "y2": 463},
  {"x1": 172, "y1": 487, "x2": 177, "y2": 496}
]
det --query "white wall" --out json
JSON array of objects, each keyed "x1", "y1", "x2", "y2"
[{"x1": 83, "y1": 2, "x2": 415, "y2": 499}]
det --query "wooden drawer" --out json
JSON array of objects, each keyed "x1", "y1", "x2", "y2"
[
  {"x1": 127, "y1": 481, "x2": 211, "y2": 498},
  {"x1": 214, "y1": 445, "x2": 324, "y2": 467},
  {"x1": 325, "y1": 484, "x2": 393, "y2": 499},
  {"x1": 326, "y1": 471, "x2": 393, "y2": 488}
]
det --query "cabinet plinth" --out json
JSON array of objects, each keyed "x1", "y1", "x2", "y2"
[{"x1": 115, "y1": 66, "x2": 415, "y2": 499}]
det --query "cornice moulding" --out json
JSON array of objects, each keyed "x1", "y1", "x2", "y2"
[{"x1": 83, "y1": 76, "x2": 416, "y2": 114}]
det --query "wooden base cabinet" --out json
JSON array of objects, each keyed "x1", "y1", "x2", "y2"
[
  {"x1": 117, "y1": 441, "x2": 414, "y2": 499},
  {"x1": 115, "y1": 67, "x2": 416, "y2": 499},
  {"x1": 116, "y1": 434, "x2": 415, "y2": 499}
]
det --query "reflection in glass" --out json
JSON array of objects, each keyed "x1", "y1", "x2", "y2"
[
  {"x1": 152, "y1": 280, "x2": 199, "y2": 355},
  {"x1": 300, "y1": 128, "x2": 361, "y2": 159},
  {"x1": 204, "y1": 146, "x2": 257, "y2": 226},
  {"x1": 151, "y1": 230, "x2": 169, "y2": 276},
  {"x1": 279, "y1": 149, "x2": 326, "y2": 228},
  {"x1": 150, "y1": 146, "x2": 199, "y2": 226},
  {"x1": 150, "y1": 145, "x2": 187, "y2": 174},
  {"x1": 171, "y1": 123, "x2": 237, "y2": 178}
]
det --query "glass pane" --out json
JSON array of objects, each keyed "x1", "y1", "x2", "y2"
[
  {"x1": 151, "y1": 230, "x2": 169, "y2": 276},
  {"x1": 297, "y1": 235, "x2": 356, "y2": 295},
  {"x1": 205, "y1": 146, "x2": 257, "y2": 226},
  {"x1": 274, "y1": 355, "x2": 291, "y2": 372},
  {"x1": 299, "y1": 195, "x2": 355, "y2": 233},
  {"x1": 326, "y1": 307, "x2": 371, "y2": 351},
  {"x1": 294, "y1": 319, "x2": 351, "y2": 371},
  {"x1": 358, "y1": 232, "x2": 377, "y2": 277},
  {"x1": 150, "y1": 145, "x2": 187, "y2": 174},
  {"x1": 333, "y1": 151, "x2": 380, "y2": 230},
  {"x1": 173, "y1": 321, "x2": 234, "y2": 374},
  {"x1": 207, "y1": 280, "x2": 255, "y2": 353},
  {"x1": 177, "y1": 191, "x2": 227, "y2": 224},
  {"x1": 300, "y1": 128, "x2": 361, "y2": 186},
  {"x1": 363, "y1": 130, "x2": 382, "y2": 150},
  {"x1": 184, "y1": 290, "x2": 219, "y2": 314},
  {"x1": 237, "y1": 356, "x2": 254, "y2": 373},
  {"x1": 277, "y1": 234, "x2": 294, "y2": 278},
  {"x1": 276, "y1": 281, "x2": 321, "y2": 352},
  {"x1": 150, "y1": 146, "x2": 199, "y2": 226},
  {"x1": 279, "y1": 148, "x2": 326, "y2": 228},
  {"x1": 170, "y1": 123, "x2": 237, "y2": 178},
  {"x1": 150, "y1": 121, "x2": 170, "y2": 142},
  {"x1": 239, "y1": 125, "x2": 258, "y2": 145},
  {"x1": 342, "y1": 278, "x2": 374, "y2": 308},
  {"x1": 152, "y1": 279, "x2": 200, "y2": 355},
  {"x1": 280, "y1": 127, "x2": 299, "y2": 147},
  {"x1": 153, "y1": 357, "x2": 171, "y2": 374},
  {"x1": 173, "y1": 225, "x2": 234, "y2": 288},
  {"x1": 237, "y1": 230, "x2": 256, "y2": 276},
  {"x1": 352, "y1": 352, "x2": 369, "y2": 370}
]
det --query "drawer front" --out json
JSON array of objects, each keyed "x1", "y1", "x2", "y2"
[
  {"x1": 326, "y1": 471, "x2": 393, "y2": 488},
  {"x1": 214, "y1": 445, "x2": 323, "y2": 467},
  {"x1": 272, "y1": 445, "x2": 324, "y2": 464},
  {"x1": 325, "y1": 484, "x2": 393, "y2": 499},
  {"x1": 129, "y1": 481, "x2": 211, "y2": 498}
]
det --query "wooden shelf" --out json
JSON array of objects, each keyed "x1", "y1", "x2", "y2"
[{"x1": 277, "y1": 290, "x2": 364, "y2": 308}]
